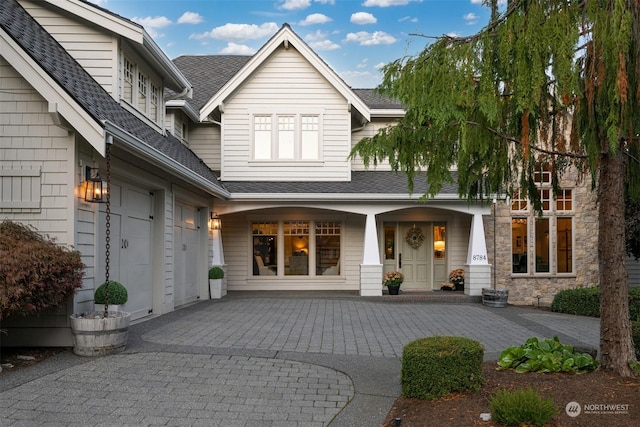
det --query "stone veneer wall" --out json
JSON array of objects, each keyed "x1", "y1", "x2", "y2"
[{"x1": 483, "y1": 169, "x2": 599, "y2": 306}]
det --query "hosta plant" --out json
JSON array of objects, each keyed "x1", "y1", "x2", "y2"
[{"x1": 497, "y1": 336, "x2": 598, "y2": 374}]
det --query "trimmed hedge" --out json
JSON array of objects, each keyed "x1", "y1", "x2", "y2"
[
  {"x1": 550, "y1": 286, "x2": 640, "y2": 320},
  {"x1": 550, "y1": 287, "x2": 600, "y2": 317},
  {"x1": 401, "y1": 336, "x2": 484, "y2": 400},
  {"x1": 632, "y1": 321, "x2": 640, "y2": 359}
]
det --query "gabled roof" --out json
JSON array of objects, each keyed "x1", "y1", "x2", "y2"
[
  {"x1": 170, "y1": 55, "x2": 251, "y2": 111},
  {"x1": 46, "y1": 0, "x2": 191, "y2": 94},
  {"x1": 0, "y1": 0, "x2": 226, "y2": 197},
  {"x1": 198, "y1": 24, "x2": 371, "y2": 122}
]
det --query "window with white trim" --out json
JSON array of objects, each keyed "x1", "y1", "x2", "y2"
[
  {"x1": 121, "y1": 55, "x2": 162, "y2": 126},
  {"x1": 253, "y1": 114, "x2": 320, "y2": 160}
]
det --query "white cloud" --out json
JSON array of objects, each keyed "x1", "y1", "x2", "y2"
[
  {"x1": 197, "y1": 22, "x2": 279, "y2": 42},
  {"x1": 92, "y1": 0, "x2": 108, "y2": 5},
  {"x1": 351, "y1": 12, "x2": 377, "y2": 25},
  {"x1": 339, "y1": 70, "x2": 381, "y2": 88},
  {"x1": 399, "y1": 16, "x2": 418, "y2": 23},
  {"x1": 305, "y1": 30, "x2": 340, "y2": 50},
  {"x1": 131, "y1": 16, "x2": 171, "y2": 38},
  {"x1": 374, "y1": 62, "x2": 386, "y2": 69},
  {"x1": 220, "y1": 42, "x2": 256, "y2": 55},
  {"x1": 343, "y1": 31, "x2": 397, "y2": 46},
  {"x1": 315, "y1": 0, "x2": 335, "y2": 4},
  {"x1": 177, "y1": 12, "x2": 203, "y2": 25},
  {"x1": 131, "y1": 16, "x2": 172, "y2": 29},
  {"x1": 362, "y1": 0, "x2": 419, "y2": 7},
  {"x1": 464, "y1": 12, "x2": 478, "y2": 25},
  {"x1": 299, "y1": 13, "x2": 332, "y2": 26},
  {"x1": 280, "y1": 0, "x2": 311, "y2": 10},
  {"x1": 357, "y1": 59, "x2": 368, "y2": 69}
]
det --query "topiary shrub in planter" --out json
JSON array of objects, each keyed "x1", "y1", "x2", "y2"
[
  {"x1": 490, "y1": 388, "x2": 559, "y2": 427},
  {"x1": 208, "y1": 266, "x2": 225, "y2": 299},
  {"x1": 94, "y1": 280, "x2": 128, "y2": 311},
  {"x1": 0, "y1": 221, "x2": 84, "y2": 321},
  {"x1": 401, "y1": 336, "x2": 484, "y2": 400}
]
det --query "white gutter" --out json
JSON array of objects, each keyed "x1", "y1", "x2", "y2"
[
  {"x1": 165, "y1": 100, "x2": 199, "y2": 122},
  {"x1": 103, "y1": 121, "x2": 230, "y2": 198},
  {"x1": 141, "y1": 30, "x2": 192, "y2": 97}
]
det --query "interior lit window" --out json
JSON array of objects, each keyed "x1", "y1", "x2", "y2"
[
  {"x1": 433, "y1": 225, "x2": 446, "y2": 260},
  {"x1": 535, "y1": 218, "x2": 550, "y2": 272},
  {"x1": 285, "y1": 221, "x2": 309, "y2": 276},
  {"x1": 557, "y1": 217, "x2": 573, "y2": 273},
  {"x1": 512, "y1": 218, "x2": 528, "y2": 273},
  {"x1": 316, "y1": 221, "x2": 340, "y2": 276},
  {"x1": 557, "y1": 189, "x2": 573, "y2": 211},
  {"x1": 252, "y1": 222, "x2": 278, "y2": 276}
]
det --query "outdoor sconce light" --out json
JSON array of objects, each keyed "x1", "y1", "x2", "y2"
[
  {"x1": 83, "y1": 165, "x2": 108, "y2": 203},
  {"x1": 210, "y1": 212, "x2": 221, "y2": 230}
]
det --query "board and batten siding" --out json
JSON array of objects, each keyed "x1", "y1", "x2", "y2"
[
  {"x1": 19, "y1": 0, "x2": 118, "y2": 97},
  {"x1": 221, "y1": 46, "x2": 351, "y2": 181}
]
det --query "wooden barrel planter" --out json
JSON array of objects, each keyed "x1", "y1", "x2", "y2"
[
  {"x1": 482, "y1": 288, "x2": 509, "y2": 307},
  {"x1": 70, "y1": 311, "x2": 131, "y2": 356}
]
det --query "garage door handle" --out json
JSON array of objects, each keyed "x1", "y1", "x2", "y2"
[
  {"x1": 399, "y1": 253, "x2": 402, "y2": 268},
  {"x1": 121, "y1": 239, "x2": 129, "y2": 249}
]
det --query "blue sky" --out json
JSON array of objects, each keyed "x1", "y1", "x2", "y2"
[{"x1": 93, "y1": 0, "x2": 497, "y2": 88}]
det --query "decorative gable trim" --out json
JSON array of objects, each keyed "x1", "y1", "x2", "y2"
[{"x1": 199, "y1": 24, "x2": 371, "y2": 122}]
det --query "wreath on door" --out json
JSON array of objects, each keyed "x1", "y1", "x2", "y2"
[{"x1": 405, "y1": 226, "x2": 425, "y2": 249}]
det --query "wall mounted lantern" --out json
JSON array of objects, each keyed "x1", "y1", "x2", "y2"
[
  {"x1": 210, "y1": 212, "x2": 221, "y2": 230},
  {"x1": 83, "y1": 165, "x2": 108, "y2": 203}
]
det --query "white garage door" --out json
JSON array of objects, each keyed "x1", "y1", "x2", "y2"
[
  {"x1": 174, "y1": 203, "x2": 200, "y2": 307},
  {"x1": 98, "y1": 182, "x2": 154, "y2": 321}
]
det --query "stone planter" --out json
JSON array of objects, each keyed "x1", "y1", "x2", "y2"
[
  {"x1": 94, "y1": 304, "x2": 123, "y2": 312},
  {"x1": 70, "y1": 311, "x2": 130, "y2": 356},
  {"x1": 209, "y1": 278, "x2": 223, "y2": 299},
  {"x1": 482, "y1": 288, "x2": 509, "y2": 308}
]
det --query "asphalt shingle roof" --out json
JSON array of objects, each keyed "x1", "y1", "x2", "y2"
[
  {"x1": 0, "y1": 0, "x2": 224, "y2": 193},
  {"x1": 223, "y1": 171, "x2": 458, "y2": 195}
]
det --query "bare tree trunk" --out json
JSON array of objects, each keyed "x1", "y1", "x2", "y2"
[{"x1": 598, "y1": 147, "x2": 636, "y2": 376}]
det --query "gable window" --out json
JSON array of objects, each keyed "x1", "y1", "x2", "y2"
[
  {"x1": 252, "y1": 114, "x2": 320, "y2": 161},
  {"x1": 121, "y1": 55, "x2": 162, "y2": 126}
]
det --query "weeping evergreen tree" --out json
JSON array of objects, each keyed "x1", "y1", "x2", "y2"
[{"x1": 351, "y1": 0, "x2": 639, "y2": 376}]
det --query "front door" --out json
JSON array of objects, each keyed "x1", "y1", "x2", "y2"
[{"x1": 399, "y1": 223, "x2": 431, "y2": 291}]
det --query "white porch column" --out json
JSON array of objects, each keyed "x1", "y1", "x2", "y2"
[
  {"x1": 211, "y1": 228, "x2": 227, "y2": 297},
  {"x1": 465, "y1": 213, "x2": 492, "y2": 296},
  {"x1": 361, "y1": 213, "x2": 383, "y2": 296}
]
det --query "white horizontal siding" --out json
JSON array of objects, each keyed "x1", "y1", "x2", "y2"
[
  {"x1": 20, "y1": 0, "x2": 118, "y2": 96},
  {"x1": 350, "y1": 120, "x2": 398, "y2": 171},
  {"x1": 221, "y1": 47, "x2": 351, "y2": 181},
  {"x1": 189, "y1": 125, "x2": 221, "y2": 171},
  {"x1": 0, "y1": 57, "x2": 75, "y2": 244}
]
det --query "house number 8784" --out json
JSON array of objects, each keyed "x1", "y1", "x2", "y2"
[{"x1": 472, "y1": 254, "x2": 487, "y2": 261}]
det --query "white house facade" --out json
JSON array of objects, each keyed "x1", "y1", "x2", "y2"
[{"x1": 1, "y1": 0, "x2": 601, "y2": 347}]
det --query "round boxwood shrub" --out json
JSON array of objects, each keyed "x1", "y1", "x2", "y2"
[
  {"x1": 401, "y1": 336, "x2": 484, "y2": 400},
  {"x1": 0, "y1": 221, "x2": 85, "y2": 320},
  {"x1": 550, "y1": 287, "x2": 600, "y2": 317},
  {"x1": 94, "y1": 280, "x2": 128, "y2": 305},
  {"x1": 208, "y1": 266, "x2": 224, "y2": 280}
]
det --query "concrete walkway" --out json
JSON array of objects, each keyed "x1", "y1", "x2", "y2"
[{"x1": 0, "y1": 292, "x2": 600, "y2": 426}]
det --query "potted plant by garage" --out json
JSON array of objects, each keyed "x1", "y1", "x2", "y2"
[
  {"x1": 94, "y1": 280, "x2": 128, "y2": 312},
  {"x1": 448, "y1": 268, "x2": 465, "y2": 291},
  {"x1": 383, "y1": 270, "x2": 404, "y2": 295},
  {"x1": 209, "y1": 266, "x2": 225, "y2": 299},
  {"x1": 69, "y1": 143, "x2": 131, "y2": 356}
]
